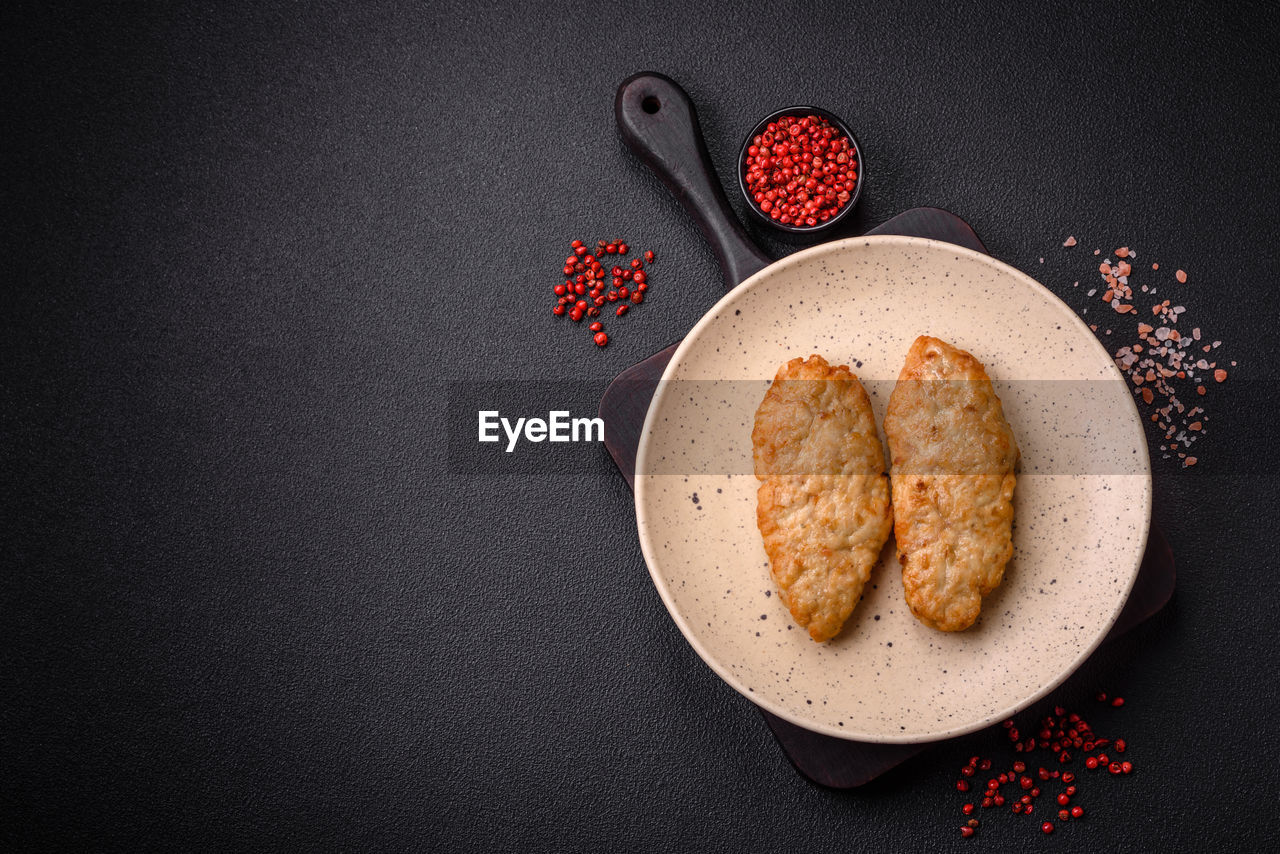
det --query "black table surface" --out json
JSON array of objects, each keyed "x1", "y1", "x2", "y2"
[{"x1": 4, "y1": 2, "x2": 1279, "y2": 851}]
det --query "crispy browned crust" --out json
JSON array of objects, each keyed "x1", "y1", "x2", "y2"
[
  {"x1": 752, "y1": 355, "x2": 893, "y2": 642},
  {"x1": 883, "y1": 336, "x2": 1018, "y2": 632}
]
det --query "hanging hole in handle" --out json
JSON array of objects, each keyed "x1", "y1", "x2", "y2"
[{"x1": 641, "y1": 96, "x2": 661, "y2": 114}]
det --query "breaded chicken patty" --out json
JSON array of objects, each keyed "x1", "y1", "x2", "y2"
[
  {"x1": 752, "y1": 355, "x2": 893, "y2": 642},
  {"x1": 883, "y1": 336, "x2": 1018, "y2": 632}
]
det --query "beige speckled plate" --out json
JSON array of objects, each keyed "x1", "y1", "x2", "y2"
[{"x1": 634, "y1": 235, "x2": 1151, "y2": 743}]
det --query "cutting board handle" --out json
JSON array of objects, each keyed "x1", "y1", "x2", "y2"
[{"x1": 615, "y1": 72, "x2": 771, "y2": 289}]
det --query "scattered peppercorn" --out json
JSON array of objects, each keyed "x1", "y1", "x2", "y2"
[
  {"x1": 551, "y1": 239, "x2": 656, "y2": 347},
  {"x1": 951, "y1": 697, "x2": 1133, "y2": 840}
]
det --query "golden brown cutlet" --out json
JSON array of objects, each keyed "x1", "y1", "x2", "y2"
[
  {"x1": 883, "y1": 336, "x2": 1018, "y2": 632},
  {"x1": 752, "y1": 355, "x2": 893, "y2": 642}
]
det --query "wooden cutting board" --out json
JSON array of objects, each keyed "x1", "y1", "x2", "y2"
[
  {"x1": 600, "y1": 206, "x2": 1176, "y2": 786},
  {"x1": 599, "y1": 73, "x2": 1174, "y2": 787}
]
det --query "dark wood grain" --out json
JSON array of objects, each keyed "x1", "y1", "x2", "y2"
[
  {"x1": 615, "y1": 73, "x2": 771, "y2": 289},
  {"x1": 601, "y1": 74, "x2": 1174, "y2": 789}
]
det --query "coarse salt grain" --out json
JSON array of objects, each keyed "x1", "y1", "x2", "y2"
[{"x1": 1061, "y1": 238, "x2": 1235, "y2": 468}]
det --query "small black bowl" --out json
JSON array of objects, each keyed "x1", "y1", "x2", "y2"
[{"x1": 737, "y1": 105, "x2": 864, "y2": 238}]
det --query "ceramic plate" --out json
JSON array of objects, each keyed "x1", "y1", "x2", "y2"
[{"x1": 634, "y1": 235, "x2": 1151, "y2": 743}]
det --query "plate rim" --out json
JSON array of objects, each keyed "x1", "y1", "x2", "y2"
[{"x1": 633, "y1": 233, "x2": 1153, "y2": 744}]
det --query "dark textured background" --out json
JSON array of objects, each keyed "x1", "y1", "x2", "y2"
[{"x1": 4, "y1": 2, "x2": 1279, "y2": 851}]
